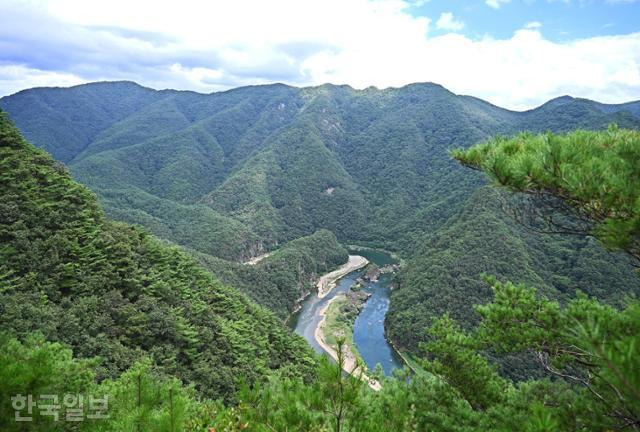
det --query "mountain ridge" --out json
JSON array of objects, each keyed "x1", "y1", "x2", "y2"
[{"x1": 5, "y1": 79, "x2": 639, "y2": 113}]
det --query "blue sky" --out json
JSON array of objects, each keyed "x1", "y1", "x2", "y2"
[
  {"x1": 412, "y1": 0, "x2": 640, "y2": 41},
  {"x1": 0, "y1": 0, "x2": 639, "y2": 109}
]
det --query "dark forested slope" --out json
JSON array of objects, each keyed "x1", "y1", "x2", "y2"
[{"x1": 0, "y1": 111, "x2": 315, "y2": 401}]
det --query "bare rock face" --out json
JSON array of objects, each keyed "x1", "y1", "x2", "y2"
[
  {"x1": 363, "y1": 264, "x2": 381, "y2": 282},
  {"x1": 343, "y1": 289, "x2": 372, "y2": 316}
]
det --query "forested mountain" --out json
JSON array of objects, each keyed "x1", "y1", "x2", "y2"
[
  {"x1": 192, "y1": 229, "x2": 348, "y2": 318},
  {"x1": 4, "y1": 82, "x2": 639, "y2": 256},
  {"x1": 2, "y1": 81, "x2": 639, "y2": 355},
  {"x1": 0, "y1": 111, "x2": 316, "y2": 402},
  {"x1": 388, "y1": 186, "x2": 640, "y2": 356},
  {"x1": 2, "y1": 115, "x2": 638, "y2": 430}
]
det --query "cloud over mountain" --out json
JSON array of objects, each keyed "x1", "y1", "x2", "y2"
[{"x1": 1, "y1": 0, "x2": 638, "y2": 109}]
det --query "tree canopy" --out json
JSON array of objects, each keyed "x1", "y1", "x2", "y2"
[
  {"x1": 453, "y1": 126, "x2": 640, "y2": 261},
  {"x1": 4, "y1": 81, "x2": 640, "y2": 353},
  {"x1": 2, "y1": 85, "x2": 640, "y2": 430},
  {"x1": 0, "y1": 110, "x2": 316, "y2": 403}
]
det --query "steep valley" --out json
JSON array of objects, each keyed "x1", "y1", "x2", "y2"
[{"x1": 2, "y1": 80, "x2": 640, "y2": 363}]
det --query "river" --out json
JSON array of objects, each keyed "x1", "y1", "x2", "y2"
[{"x1": 289, "y1": 249, "x2": 404, "y2": 376}]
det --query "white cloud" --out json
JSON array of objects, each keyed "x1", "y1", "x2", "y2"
[
  {"x1": 486, "y1": 0, "x2": 511, "y2": 9},
  {"x1": 0, "y1": 64, "x2": 85, "y2": 96},
  {"x1": 0, "y1": 0, "x2": 639, "y2": 110},
  {"x1": 525, "y1": 21, "x2": 542, "y2": 29},
  {"x1": 436, "y1": 12, "x2": 464, "y2": 32}
]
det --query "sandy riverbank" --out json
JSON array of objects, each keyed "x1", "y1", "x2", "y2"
[
  {"x1": 317, "y1": 255, "x2": 369, "y2": 298},
  {"x1": 314, "y1": 296, "x2": 381, "y2": 391}
]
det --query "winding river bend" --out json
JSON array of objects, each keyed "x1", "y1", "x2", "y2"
[{"x1": 290, "y1": 249, "x2": 404, "y2": 376}]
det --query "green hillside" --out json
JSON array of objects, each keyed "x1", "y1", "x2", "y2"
[
  {"x1": 0, "y1": 111, "x2": 316, "y2": 401},
  {"x1": 2, "y1": 119, "x2": 638, "y2": 431},
  {"x1": 2, "y1": 81, "x2": 640, "y2": 358},
  {"x1": 5, "y1": 81, "x2": 639, "y2": 260},
  {"x1": 192, "y1": 229, "x2": 348, "y2": 318},
  {"x1": 387, "y1": 186, "x2": 640, "y2": 359}
]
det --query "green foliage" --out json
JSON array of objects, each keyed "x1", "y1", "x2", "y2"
[
  {"x1": 210, "y1": 341, "x2": 367, "y2": 432},
  {"x1": 387, "y1": 187, "x2": 640, "y2": 364},
  {"x1": 6, "y1": 282, "x2": 635, "y2": 431},
  {"x1": 0, "y1": 81, "x2": 163, "y2": 163},
  {"x1": 476, "y1": 278, "x2": 640, "y2": 429},
  {"x1": 0, "y1": 333, "x2": 97, "y2": 431},
  {"x1": 453, "y1": 127, "x2": 640, "y2": 260},
  {"x1": 355, "y1": 370, "x2": 480, "y2": 432},
  {"x1": 219, "y1": 279, "x2": 639, "y2": 431},
  {"x1": 99, "y1": 187, "x2": 260, "y2": 262},
  {"x1": 0, "y1": 334, "x2": 209, "y2": 432},
  {"x1": 92, "y1": 360, "x2": 196, "y2": 432},
  {"x1": 193, "y1": 229, "x2": 348, "y2": 318},
  {"x1": 0, "y1": 111, "x2": 316, "y2": 402},
  {"x1": 4, "y1": 82, "x2": 638, "y2": 357},
  {"x1": 5, "y1": 82, "x2": 638, "y2": 260},
  {"x1": 422, "y1": 315, "x2": 509, "y2": 410},
  {"x1": 2, "y1": 83, "x2": 640, "y2": 431}
]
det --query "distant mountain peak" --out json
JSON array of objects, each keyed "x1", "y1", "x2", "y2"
[{"x1": 538, "y1": 95, "x2": 576, "y2": 109}]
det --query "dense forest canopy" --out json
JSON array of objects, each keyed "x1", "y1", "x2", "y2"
[
  {"x1": 0, "y1": 111, "x2": 316, "y2": 405},
  {"x1": 192, "y1": 229, "x2": 348, "y2": 318},
  {"x1": 453, "y1": 126, "x2": 640, "y2": 261},
  {"x1": 2, "y1": 116, "x2": 638, "y2": 431},
  {"x1": 2, "y1": 82, "x2": 640, "y2": 340},
  {"x1": 3, "y1": 82, "x2": 640, "y2": 259}
]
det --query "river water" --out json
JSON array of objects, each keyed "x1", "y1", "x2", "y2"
[{"x1": 290, "y1": 249, "x2": 404, "y2": 376}]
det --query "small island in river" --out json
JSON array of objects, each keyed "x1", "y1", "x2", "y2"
[
  {"x1": 292, "y1": 249, "x2": 404, "y2": 389},
  {"x1": 315, "y1": 284, "x2": 381, "y2": 391}
]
